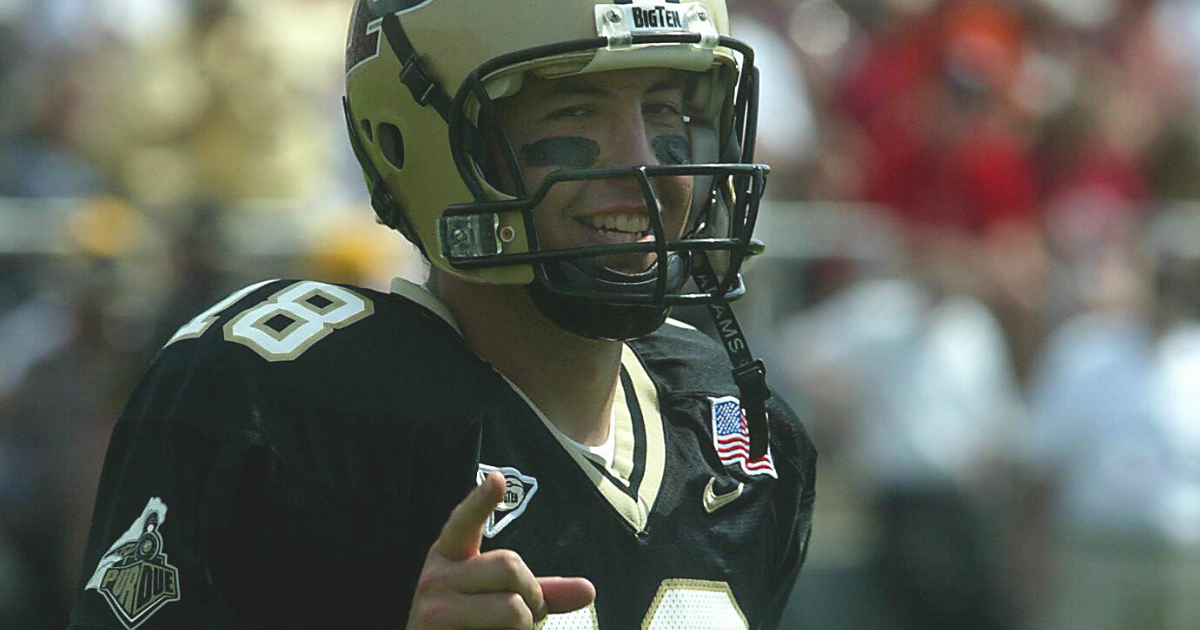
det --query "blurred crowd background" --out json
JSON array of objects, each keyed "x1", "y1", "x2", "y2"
[{"x1": 1, "y1": 0, "x2": 1199, "y2": 628}]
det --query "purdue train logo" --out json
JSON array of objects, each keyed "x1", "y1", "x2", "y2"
[
  {"x1": 86, "y1": 498, "x2": 181, "y2": 629},
  {"x1": 477, "y1": 464, "x2": 538, "y2": 538}
]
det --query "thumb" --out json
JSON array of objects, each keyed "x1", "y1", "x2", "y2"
[
  {"x1": 536, "y1": 576, "x2": 596, "y2": 618},
  {"x1": 432, "y1": 471, "x2": 504, "y2": 561}
]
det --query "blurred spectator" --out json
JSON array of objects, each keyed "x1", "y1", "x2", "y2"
[
  {"x1": 825, "y1": 0, "x2": 1054, "y2": 385},
  {"x1": 147, "y1": 202, "x2": 234, "y2": 350},
  {"x1": 776, "y1": 210, "x2": 1022, "y2": 630},
  {"x1": 1022, "y1": 207, "x2": 1200, "y2": 630},
  {"x1": 0, "y1": 44, "x2": 108, "y2": 197}
]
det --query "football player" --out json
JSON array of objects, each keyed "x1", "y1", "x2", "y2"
[{"x1": 70, "y1": 1, "x2": 816, "y2": 629}]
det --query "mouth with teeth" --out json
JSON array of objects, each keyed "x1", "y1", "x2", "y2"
[
  {"x1": 577, "y1": 213, "x2": 654, "y2": 245},
  {"x1": 571, "y1": 212, "x2": 660, "y2": 272}
]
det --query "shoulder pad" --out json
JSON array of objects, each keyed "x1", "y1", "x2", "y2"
[
  {"x1": 124, "y1": 279, "x2": 491, "y2": 433},
  {"x1": 629, "y1": 319, "x2": 735, "y2": 396}
]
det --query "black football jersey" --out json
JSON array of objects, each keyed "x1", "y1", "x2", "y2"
[{"x1": 69, "y1": 278, "x2": 816, "y2": 630}]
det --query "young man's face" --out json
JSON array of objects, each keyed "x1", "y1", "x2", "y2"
[{"x1": 494, "y1": 67, "x2": 695, "y2": 274}]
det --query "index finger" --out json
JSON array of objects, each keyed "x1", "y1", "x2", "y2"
[{"x1": 433, "y1": 470, "x2": 504, "y2": 561}]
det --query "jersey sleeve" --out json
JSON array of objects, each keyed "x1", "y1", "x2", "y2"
[
  {"x1": 68, "y1": 281, "x2": 288, "y2": 630},
  {"x1": 758, "y1": 393, "x2": 818, "y2": 630},
  {"x1": 69, "y1": 415, "x2": 267, "y2": 630}
]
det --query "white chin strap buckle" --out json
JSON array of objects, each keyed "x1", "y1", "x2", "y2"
[{"x1": 441, "y1": 213, "x2": 501, "y2": 259}]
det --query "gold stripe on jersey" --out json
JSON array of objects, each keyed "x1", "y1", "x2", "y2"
[
  {"x1": 388, "y1": 277, "x2": 462, "y2": 332},
  {"x1": 503, "y1": 344, "x2": 666, "y2": 533},
  {"x1": 628, "y1": 343, "x2": 666, "y2": 526},
  {"x1": 610, "y1": 368, "x2": 636, "y2": 484}
]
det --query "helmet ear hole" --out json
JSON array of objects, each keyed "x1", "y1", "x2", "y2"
[
  {"x1": 378, "y1": 122, "x2": 405, "y2": 170},
  {"x1": 360, "y1": 119, "x2": 373, "y2": 142}
]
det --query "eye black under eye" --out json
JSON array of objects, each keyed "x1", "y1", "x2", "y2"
[
  {"x1": 522, "y1": 136, "x2": 600, "y2": 169},
  {"x1": 653, "y1": 134, "x2": 691, "y2": 165}
]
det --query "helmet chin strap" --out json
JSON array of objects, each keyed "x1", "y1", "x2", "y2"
[
  {"x1": 526, "y1": 254, "x2": 688, "y2": 341},
  {"x1": 691, "y1": 258, "x2": 771, "y2": 460},
  {"x1": 527, "y1": 286, "x2": 670, "y2": 341}
]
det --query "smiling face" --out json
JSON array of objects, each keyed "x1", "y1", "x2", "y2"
[{"x1": 492, "y1": 68, "x2": 695, "y2": 274}]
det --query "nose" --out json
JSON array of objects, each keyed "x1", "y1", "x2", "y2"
[
  {"x1": 601, "y1": 107, "x2": 662, "y2": 169},
  {"x1": 598, "y1": 106, "x2": 682, "y2": 206},
  {"x1": 595, "y1": 106, "x2": 693, "y2": 226}
]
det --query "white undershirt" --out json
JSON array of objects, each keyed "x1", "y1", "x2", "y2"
[{"x1": 561, "y1": 408, "x2": 616, "y2": 470}]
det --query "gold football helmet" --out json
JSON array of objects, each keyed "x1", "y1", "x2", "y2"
[{"x1": 344, "y1": 0, "x2": 768, "y2": 339}]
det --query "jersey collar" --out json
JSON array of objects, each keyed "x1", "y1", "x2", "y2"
[{"x1": 390, "y1": 277, "x2": 462, "y2": 333}]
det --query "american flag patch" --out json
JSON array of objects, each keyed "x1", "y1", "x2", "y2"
[{"x1": 711, "y1": 396, "x2": 777, "y2": 478}]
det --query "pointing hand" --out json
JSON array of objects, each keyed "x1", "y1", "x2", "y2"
[{"x1": 407, "y1": 471, "x2": 596, "y2": 629}]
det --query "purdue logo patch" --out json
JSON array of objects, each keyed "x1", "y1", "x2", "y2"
[
  {"x1": 86, "y1": 498, "x2": 181, "y2": 629},
  {"x1": 477, "y1": 464, "x2": 538, "y2": 538}
]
